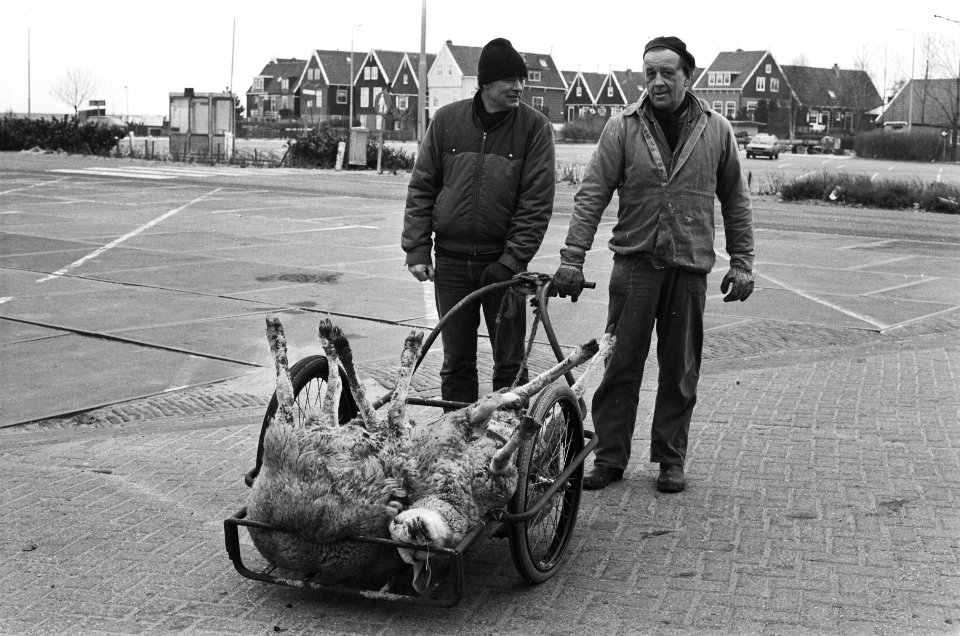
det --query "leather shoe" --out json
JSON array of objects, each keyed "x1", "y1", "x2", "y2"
[
  {"x1": 582, "y1": 466, "x2": 624, "y2": 490},
  {"x1": 656, "y1": 464, "x2": 685, "y2": 493}
]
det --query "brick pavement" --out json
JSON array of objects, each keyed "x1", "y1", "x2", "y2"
[{"x1": 1, "y1": 321, "x2": 958, "y2": 634}]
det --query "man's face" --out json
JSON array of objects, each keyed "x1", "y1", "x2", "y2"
[
  {"x1": 643, "y1": 49, "x2": 689, "y2": 112},
  {"x1": 482, "y1": 77, "x2": 525, "y2": 112}
]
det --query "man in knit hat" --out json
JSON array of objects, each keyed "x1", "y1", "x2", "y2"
[
  {"x1": 553, "y1": 35, "x2": 755, "y2": 493},
  {"x1": 403, "y1": 38, "x2": 555, "y2": 407}
]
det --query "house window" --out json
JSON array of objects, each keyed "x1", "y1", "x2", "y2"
[
  {"x1": 336, "y1": 89, "x2": 347, "y2": 104},
  {"x1": 395, "y1": 95, "x2": 409, "y2": 109},
  {"x1": 532, "y1": 96, "x2": 544, "y2": 110},
  {"x1": 712, "y1": 100, "x2": 723, "y2": 112},
  {"x1": 725, "y1": 101, "x2": 736, "y2": 118},
  {"x1": 371, "y1": 67, "x2": 378, "y2": 80},
  {"x1": 807, "y1": 111, "x2": 819, "y2": 124},
  {"x1": 576, "y1": 86, "x2": 582, "y2": 97},
  {"x1": 253, "y1": 77, "x2": 264, "y2": 91},
  {"x1": 361, "y1": 88, "x2": 370, "y2": 108},
  {"x1": 363, "y1": 67, "x2": 371, "y2": 80},
  {"x1": 529, "y1": 70, "x2": 541, "y2": 81},
  {"x1": 598, "y1": 106, "x2": 606, "y2": 116},
  {"x1": 770, "y1": 78, "x2": 779, "y2": 92},
  {"x1": 281, "y1": 79, "x2": 289, "y2": 91},
  {"x1": 765, "y1": 64, "x2": 771, "y2": 74},
  {"x1": 607, "y1": 86, "x2": 614, "y2": 97},
  {"x1": 708, "y1": 72, "x2": 716, "y2": 86},
  {"x1": 756, "y1": 77, "x2": 766, "y2": 91},
  {"x1": 610, "y1": 105, "x2": 623, "y2": 116},
  {"x1": 746, "y1": 101, "x2": 757, "y2": 116},
  {"x1": 709, "y1": 72, "x2": 732, "y2": 87},
  {"x1": 306, "y1": 100, "x2": 314, "y2": 109},
  {"x1": 403, "y1": 73, "x2": 408, "y2": 85}
]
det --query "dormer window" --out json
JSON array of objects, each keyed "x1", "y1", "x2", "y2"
[
  {"x1": 539, "y1": 58, "x2": 548, "y2": 67},
  {"x1": 281, "y1": 78, "x2": 289, "y2": 91},
  {"x1": 254, "y1": 77, "x2": 265, "y2": 91},
  {"x1": 708, "y1": 72, "x2": 732, "y2": 87},
  {"x1": 529, "y1": 70, "x2": 541, "y2": 82}
]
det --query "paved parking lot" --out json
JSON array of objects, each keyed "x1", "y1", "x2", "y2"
[{"x1": 1, "y1": 152, "x2": 959, "y2": 634}]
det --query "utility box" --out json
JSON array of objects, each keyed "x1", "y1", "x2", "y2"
[
  {"x1": 348, "y1": 128, "x2": 369, "y2": 166},
  {"x1": 169, "y1": 90, "x2": 235, "y2": 160}
]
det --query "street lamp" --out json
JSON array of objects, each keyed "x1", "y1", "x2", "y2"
[
  {"x1": 934, "y1": 14, "x2": 960, "y2": 161},
  {"x1": 896, "y1": 28, "x2": 915, "y2": 132},
  {"x1": 349, "y1": 24, "x2": 363, "y2": 129}
]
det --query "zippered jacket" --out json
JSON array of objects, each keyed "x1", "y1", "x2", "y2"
[
  {"x1": 402, "y1": 96, "x2": 555, "y2": 272},
  {"x1": 561, "y1": 93, "x2": 753, "y2": 274}
]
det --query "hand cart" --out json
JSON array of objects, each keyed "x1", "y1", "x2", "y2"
[{"x1": 224, "y1": 272, "x2": 597, "y2": 606}]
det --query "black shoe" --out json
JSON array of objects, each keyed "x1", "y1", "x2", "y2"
[
  {"x1": 582, "y1": 466, "x2": 624, "y2": 490},
  {"x1": 656, "y1": 464, "x2": 685, "y2": 493}
]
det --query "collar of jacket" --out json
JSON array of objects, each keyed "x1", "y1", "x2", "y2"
[
  {"x1": 471, "y1": 90, "x2": 514, "y2": 132},
  {"x1": 624, "y1": 91, "x2": 710, "y2": 123}
]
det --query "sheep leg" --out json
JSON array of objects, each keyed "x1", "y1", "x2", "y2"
[
  {"x1": 387, "y1": 330, "x2": 423, "y2": 437},
  {"x1": 489, "y1": 414, "x2": 541, "y2": 474},
  {"x1": 329, "y1": 324, "x2": 382, "y2": 431},
  {"x1": 317, "y1": 318, "x2": 343, "y2": 428},
  {"x1": 465, "y1": 338, "x2": 600, "y2": 425},
  {"x1": 265, "y1": 316, "x2": 295, "y2": 427},
  {"x1": 570, "y1": 332, "x2": 616, "y2": 399}
]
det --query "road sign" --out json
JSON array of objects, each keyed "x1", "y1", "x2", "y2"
[
  {"x1": 89, "y1": 99, "x2": 106, "y2": 107},
  {"x1": 375, "y1": 92, "x2": 393, "y2": 115}
]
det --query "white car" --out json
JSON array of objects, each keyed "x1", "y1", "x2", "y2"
[{"x1": 746, "y1": 134, "x2": 781, "y2": 160}]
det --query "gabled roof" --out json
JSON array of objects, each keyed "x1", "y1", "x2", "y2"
[
  {"x1": 611, "y1": 70, "x2": 644, "y2": 104},
  {"x1": 313, "y1": 49, "x2": 365, "y2": 85},
  {"x1": 877, "y1": 78, "x2": 958, "y2": 125},
  {"x1": 394, "y1": 52, "x2": 437, "y2": 90},
  {"x1": 253, "y1": 58, "x2": 308, "y2": 94},
  {"x1": 444, "y1": 42, "x2": 566, "y2": 89},
  {"x1": 563, "y1": 71, "x2": 607, "y2": 101},
  {"x1": 371, "y1": 50, "x2": 408, "y2": 82},
  {"x1": 693, "y1": 50, "x2": 767, "y2": 90},
  {"x1": 781, "y1": 65, "x2": 881, "y2": 109}
]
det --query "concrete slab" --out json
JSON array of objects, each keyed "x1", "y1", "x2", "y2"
[{"x1": 0, "y1": 334, "x2": 252, "y2": 426}]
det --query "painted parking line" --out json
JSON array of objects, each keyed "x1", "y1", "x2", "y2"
[
  {"x1": 47, "y1": 166, "x2": 243, "y2": 180},
  {"x1": 36, "y1": 187, "x2": 222, "y2": 283}
]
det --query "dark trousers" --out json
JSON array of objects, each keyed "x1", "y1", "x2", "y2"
[
  {"x1": 433, "y1": 255, "x2": 527, "y2": 405},
  {"x1": 590, "y1": 254, "x2": 707, "y2": 469}
]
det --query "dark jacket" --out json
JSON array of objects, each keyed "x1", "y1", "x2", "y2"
[
  {"x1": 562, "y1": 92, "x2": 754, "y2": 274},
  {"x1": 402, "y1": 95, "x2": 555, "y2": 273}
]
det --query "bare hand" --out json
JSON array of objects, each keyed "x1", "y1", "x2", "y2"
[{"x1": 408, "y1": 263, "x2": 435, "y2": 282}]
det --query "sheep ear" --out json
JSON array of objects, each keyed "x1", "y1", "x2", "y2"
[{"x1": 411, "y1": 559, "x2": 432, "y2": 595}]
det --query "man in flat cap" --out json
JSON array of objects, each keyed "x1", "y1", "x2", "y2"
[
  {"x1": 403, "y1": 38, "x2": 555, "y2": 407},
  {"x1": 553, "y1": 35, "x2": 755, "y2": 492}
]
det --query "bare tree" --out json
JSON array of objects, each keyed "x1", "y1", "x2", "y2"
[
  {"x1": 925, "y1": 32, "x2": 960, "y2": 161},
  {"x1": 50, "y1": 68, "x2": 98, "y2": 117}
]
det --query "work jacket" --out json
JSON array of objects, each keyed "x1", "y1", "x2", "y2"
[
  {"x1": 402, "y1": 94, "x2": 555, "y2": 273},
  {"x1": 562, "y1": 92, "x2": 754, "y2": 274}
]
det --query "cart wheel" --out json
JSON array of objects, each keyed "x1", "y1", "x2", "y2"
[
  {"x1": 245, "y1": 355, "x2": 358, "y2": 486},
  {"x1": 507, "y1": 382, "x2": 584, "y2": 583}
]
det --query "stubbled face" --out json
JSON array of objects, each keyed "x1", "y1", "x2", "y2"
[
  {"x1": 482, "y1": 77, "x2": 525, "y2": 112},
  {"x1": 643, "y1": 48, "x2": 689, "y2": 113}
]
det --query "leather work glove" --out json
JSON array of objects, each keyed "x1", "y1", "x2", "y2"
[
  {"x1": 720, "y1": 266, "x2": 754, "y2": 302},
  {"x1": 553, "y1": 264, "x2": 585, "y2": 302},
  {"x1": 479, "y1": 261, "x2": 515, "y2": 287}
]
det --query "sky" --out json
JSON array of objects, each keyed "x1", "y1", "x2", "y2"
[{"x1": 2, "y1": 0, "x2": 958, "y2": 118}]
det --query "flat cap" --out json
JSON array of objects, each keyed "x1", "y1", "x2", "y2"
[{"x1": 643, "y1": 35, "x2": 696, "y2": 69}]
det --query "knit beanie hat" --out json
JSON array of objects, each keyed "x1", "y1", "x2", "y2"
[
  {"x1": 643, "y1": 35, "x2": 696, "y2": 70},
  {"x1": 477, "y1": 38, "x2": 528, "y2": 85}
]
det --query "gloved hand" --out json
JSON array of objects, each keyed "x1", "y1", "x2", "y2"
[
  {"x1": 480, "y1": 262, "x2": 515, "y2": 287},
  {"x1": 720, "y1": 266, "x2": 754, "y2": 302},
  {"x1": 553, "y1": 264, "x2": 585, "y2": 302}
]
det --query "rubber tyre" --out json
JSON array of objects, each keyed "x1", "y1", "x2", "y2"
[
  {"x1": 246, "y1": 355, "x2": 358, "y2": 486},
  {"x1": 507, "y1": 382, "x2": 585, "y2": 583}
]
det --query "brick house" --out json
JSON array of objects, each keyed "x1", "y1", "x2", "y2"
[
  {"x1": 246, "y1": 58, "x2": 308, "y2": 121},
  {"x1": 294, "y1": 49, "x2": 363, "y2": 124},
  {"x1": 781, "y1": 64, "x2": 882, "y2": 134}
]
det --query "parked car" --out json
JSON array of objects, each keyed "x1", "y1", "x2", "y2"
[{"x1": 746, "y1": 134, "x2": 781, "y2": 159}]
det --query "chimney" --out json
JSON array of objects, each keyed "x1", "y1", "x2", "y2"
[{"x1": 446, "y1": 40, "x2": 452, "y2": 46}]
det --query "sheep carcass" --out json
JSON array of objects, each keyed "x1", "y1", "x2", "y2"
[
  {"x1": 245, "y1": 317, "x2": 420, "y2": 580},
  {"x1": 390, "y1": 338, "x2": 600, "y2": 590}
]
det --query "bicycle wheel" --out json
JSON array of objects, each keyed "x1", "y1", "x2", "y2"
[
  {"x1": 245, "y1": 355, "x2": 358, "y2": 486},
  {"x1": 508, "y1": 382, "x2": 585, "y2": 583}
]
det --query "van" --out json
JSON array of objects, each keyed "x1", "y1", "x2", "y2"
[{"x1": 883, "y1": 121, "x2": 908, "y2": 132}]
